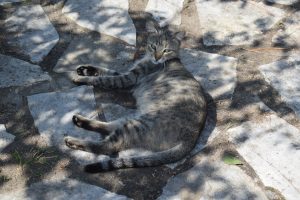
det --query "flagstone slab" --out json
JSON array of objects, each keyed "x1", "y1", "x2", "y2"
[
  {"x1": 272, "y1": 11, "x2": 300, "y2": 47},
  {"x1": 145, "y1": 0, "x2": 185, "y2": 26},
  {"x1": 195, "y1": 0, "x2": 285, "y2": 46},
  {"x1": 0, "y1": 0, "x2": 22, "y2": 5},
  {"x1": 1, "y1": 177, "x2": 131, "y2": 200},
  {"x1": 0, "y1": 54, "x2": 51, "y2": 88},
  {"x1": 180, "y1": 48, "x2": 237, "y2": 99},
  {"x1": 0, "y1": 124, "x2": 15, "y2": 153},
  {"x1": 53, "y1": 35, "x2": 135, "y2": 73},
  {"x1": 158, "y1": 157, "x2": 268, "y2": 200},
  {"x1": 27, "y1": 86, "x2": 107, "y2": 165},
  {"x1": 227, "y1": 114, "x2": 300, "y2": 200},
  {"x1": 267, "y1": 0, "x2": 298, "y2": 5},
  {"x1": 62, "y1": 0, "x2": 136, "y2": 45},
  {"x1": 5, "y1": 5, "x2": 59, "y2": 63},
  {"x1": 259, "y1": 53, "x2": 300, "y2": 118}
]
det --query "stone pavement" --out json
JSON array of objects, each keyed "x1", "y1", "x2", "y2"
[{"x1": 0, "y1": 0, "x2": 300, "y2": 200}]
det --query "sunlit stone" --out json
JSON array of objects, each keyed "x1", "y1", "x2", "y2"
[
  {"x1": 0, "y1": 54, "x2": 51, "y2": 88},
  {"x1": 5, "y1": 5, "x2": 59, "y2": 63},
  {"x1": 27, "y1": 86, "x2": 107, "y2": 164},
  {"x1": 259, "y1": 52, "x2": 300, "y2": 118},
  {"x1": 62, "y1": 0, "x2": 136, "y2": 45},
  {"x1": 145, "y1": 0, "x2": 185, "y2": 26},
  {"x1": 227, "y1": 114, "x2": 300, "y2": 200},
  {"x1": 0, "y1": 125, "x2": 15, "y2": 153},
  {"x1": 1, "y1": 177, "x2": 131, "y2": 200},
  {"x1": 195, "y1": 0, "x2": 285, "y2": 46}
]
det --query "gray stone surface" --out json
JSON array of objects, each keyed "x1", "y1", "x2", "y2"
[
  {"x1": 0, "y1": 54, "x2": 51, "y2": 88},
  {"x1": 227, "y1": 114, "x2": 300, "y2": 200},
  {"x1": 1, "y1": 177, "x2": 131, "y2": 200},
  {"x1": 53, "y1": 35, "x2": 135, "y2": 73},
  {"x1": 267, "y1": 0, "x2": 298, "y2": 5},
  {"x1": 195, "y1": 0, "x2": 285, "y2": 46},
  {"x1": 5, "y1": 5, "x2": 59, "y2": 63},
  {"x1": 62, "y1": 0, "x2": 136, "y2": 45},
  {"x1": 180, "y1": 48, "x2": 237, "y2": 99},
  {"x1": 158, "y1": 156, "x2": 268, "y2": 200},
  {"x1": 27, "y1": 86, "x2": 106, "y2": 164},
  {"x1": 259, "y1": 53, "x2": 300, "y2": 118},
  {"x1": 0, "y1": 0, "x2": 22, "y2": 5},
  {"x1": 145, "y1": 0, "x2": 185, "y2": 26},
  {"x1": 0, "y1": 124, "x2": 15, "y2": 153},
  {"x1": 272, "y1": 11, "x2": 300, "y2": 47}
]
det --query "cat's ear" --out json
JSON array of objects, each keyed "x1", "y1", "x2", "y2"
[
  {"x1": 146, "y1": 21, "x2": 158, "y2": 33},
  {"x1": 174, "y1": 31, "x2": 185, "y2": 41}
]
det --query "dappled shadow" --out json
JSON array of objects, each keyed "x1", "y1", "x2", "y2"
[
  {"x1": 157, "y1": 146, "x2": 266, "y2": 200},
  {"x1": 226, "y1": 114, "x2": 300, "y2": 199},
  {"x1": 62, "y1": 0, "x2": 136, "y2": 45},
  {"x1": 0, "y1": 0, "x2": 300, "y2": 199}
]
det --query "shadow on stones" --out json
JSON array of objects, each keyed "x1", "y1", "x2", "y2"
[{"x1": 0, "y1": 0, "x2": 299, "y2": 199}]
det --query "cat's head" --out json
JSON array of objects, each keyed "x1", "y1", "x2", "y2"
[{"x1": 145, "y1": 21, "x2": 185, "y2": 64}]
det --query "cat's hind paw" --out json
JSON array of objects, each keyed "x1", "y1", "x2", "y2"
[{"x1": 64, "y1": 136, "x2": 85, "y2": 150}]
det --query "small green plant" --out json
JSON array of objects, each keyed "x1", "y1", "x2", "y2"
[
  {"x1": 12, "y1": 147, "x2": 57, "y2": 169},
  {"x1": 222, "y1": 152, "x2": 243, "y2": 165}
]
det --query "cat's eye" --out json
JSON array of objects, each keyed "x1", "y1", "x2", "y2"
[
  {"x1": 163, "y1": 49, "x2": 171, "y2": 53},
  {"x1": 150, "y1": 44, "x2": 156, "y2": 50}
]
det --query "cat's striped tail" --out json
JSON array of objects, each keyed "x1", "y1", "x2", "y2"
[{"x1": 84, "y1": 143, "x2": 188, "y2": 173}]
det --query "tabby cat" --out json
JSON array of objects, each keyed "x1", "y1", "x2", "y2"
[{"x1": 64, "y1": 21, "x2": 207, "y2": 173}]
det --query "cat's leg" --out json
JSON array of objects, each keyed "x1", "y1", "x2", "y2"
[
  {"x1": 72, "y1": 114, "x2": 120, "y2": 136},
  {"x1": 65, "y1": 114, "x2": 153, "y2": 155},
  {"x1": 72, "y1": 71, "x2": 138, "y2": 89},
  {"x1": 76, "y1": 65, "x2": 120, "y2": 76},
  {"x1": 64, "y1": 127, "x2": 127, "y2": 155},
  {"x1": 72, "y1": 59, "x2": 153, "y2": 88},
  {"x1": 64, "y1": 136, "x2": 117, "y2": 155}
]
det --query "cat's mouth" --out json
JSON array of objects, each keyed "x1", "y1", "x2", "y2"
[{"x1": 151, "y1": 57, "x2": 166, "y2": 64}]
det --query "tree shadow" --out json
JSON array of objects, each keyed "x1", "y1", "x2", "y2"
[{"x1": 0, "y1": 0, "x2": 299, "y2": 199}]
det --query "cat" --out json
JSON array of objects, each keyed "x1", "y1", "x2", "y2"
[{"x1": 64, "y1": 21, "x2": 207, "y2": 173}]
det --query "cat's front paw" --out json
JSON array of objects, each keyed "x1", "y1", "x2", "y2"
[
  {"x1": 69, "y1": 72, "x2": 91, "y2": 85},
  {"x1": 64, "y1": 136, "x2": 85, "y2": 150},
  {"x1": 77, "y1": 66, "x2": 99, "y2": 76},
  {"x1": 72, "y1": 114, "x2": 84, "y2": 127}
]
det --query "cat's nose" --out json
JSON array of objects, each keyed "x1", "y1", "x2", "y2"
[{"x1": 155, "y1": 53, "x2": 162, "y2": 61}]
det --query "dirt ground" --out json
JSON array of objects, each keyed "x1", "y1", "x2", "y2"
[{"x1": 0, "y1": 0, "x2": 299, "y2": 199}]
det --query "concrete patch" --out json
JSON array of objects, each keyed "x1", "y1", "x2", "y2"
[
  {"x1": 0, "y1": 124, "x2": 15, "y2": 153},
  {"x1": 1, "y1": 177, "x2": 131, "y2": 200},
  {"x1": 5, "y1": 5, "x2": 59, "y2": 63},
  {"x1": 267, "y1": 0, "x2": 298, "y2": 5},
  {"x1": 0, "y1": 54, "x2": 51, "y2": 88},
  {"x1": 195, "y1": 0, "x2": 285, "y2": 46},
  {"x1": 227, "y1": 114, "x2": 300, "y2": 200},
  {"x1": 53, "y1": 35, "x2": 135, "y2": 73},
  {"x1": 272, "y1": 11, "x2": 300, "y2": 47},
  {"x1": 145, "y1": 0, "x2": 185, "y2": 26},
  {"x1": 158, "y1": 157, "x2": 268, "y2": 200},
  {"x1": 62, "y1": 0, "x2": 136, "y2": 45},
  {"x1": 180, "y1": 48, "x2": 237, "y2": 99},
  {"x1": 27, "y1": 86, "x2": 107, "y2": 164},
  {"x1": 259, "y1": 53, "x2": 300, "y2": 118}
]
